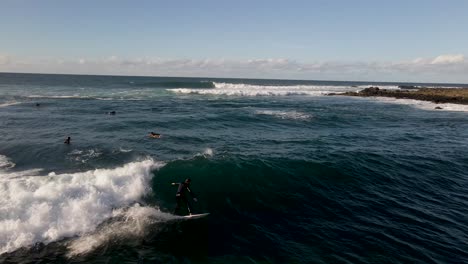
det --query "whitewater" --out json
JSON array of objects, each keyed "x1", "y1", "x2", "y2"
[{"x1": 0, "y1": 159, "x2": 164, "y2": 254}]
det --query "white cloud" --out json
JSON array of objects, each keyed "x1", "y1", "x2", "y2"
[
  {"x1": 0, "y1": 54, "x2": 12, "y2": 65},
  {"x1": 0, "y1": 53, "x2": 467, "y2": 82},
  {"x1": 430, "y1": 54, "x2": 464, "y2": 65}
]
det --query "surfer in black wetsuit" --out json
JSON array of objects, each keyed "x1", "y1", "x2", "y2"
[
  {"x1": 64, "y1": 136, "x2": 71, "y2": 144},
  {"x1": 171, "y1": 178, "x2": 198, "y2": 215}
]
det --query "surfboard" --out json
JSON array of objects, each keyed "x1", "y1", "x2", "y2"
[{"x1": 183, "y1": 213, "x2": 210, "y2": 219}]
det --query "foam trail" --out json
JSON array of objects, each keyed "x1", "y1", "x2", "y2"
[
  {"x1": 67, "y1": 204, "x2": 177, "y2": 256},
  {"x1": 67, "y1": 148, "x2": 103, "y2": 164},
  {"x1": 0, "y1": 101, "x2": 21, "y2": 108},
  {"x1": 118, "y1": 147, "x2": 132, "y2": 153},
  {"x1": 0, "y1": 159, "x2": 164, "y2": 254},
  {"x1": 373, "y1": 97, "x2": 468, "y2": 112},
  {"x1": 255, "y1": 110, "x2": 312, "y2": 120},
  {"x1": 167, "y1": 82, "x2": 401, "y2": 96}
]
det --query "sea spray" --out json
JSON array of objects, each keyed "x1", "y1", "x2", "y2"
[{"x1": 0, "y1": 155, "x2": 15, "y2": 170}]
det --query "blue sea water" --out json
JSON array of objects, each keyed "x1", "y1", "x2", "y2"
[{"x1": 0, "y1": 72, "x2": 467, "y2": 263}]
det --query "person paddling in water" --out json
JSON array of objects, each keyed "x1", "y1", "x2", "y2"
[
  {"x1": 149, "y1": 132, "x2": 161, "y2": 138},
  {"x1": 172, "y1": 178, "x2": 198, "y2": 215},
  {"x1": 64, "y1": 136, "x2": 71, "y2": 144}
]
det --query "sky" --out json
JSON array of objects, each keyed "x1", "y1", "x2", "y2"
[{"x1": 1, "y1": 0, "x2": 468, "y2": 83}]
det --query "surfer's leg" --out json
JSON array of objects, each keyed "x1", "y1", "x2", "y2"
[
  {"x1": 186, "y1": 198, "x2": 193, "y2": 215},
  {"x1": 174, "y1": 196, "x2": 182, "y2": 214}
]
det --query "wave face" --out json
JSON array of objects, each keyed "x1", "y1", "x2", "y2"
[{"x1": 1, "y1": 73, "x2": 468, "y2": 263}]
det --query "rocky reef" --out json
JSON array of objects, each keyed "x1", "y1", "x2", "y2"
[{"x1": 331, "y1": 87, "x2": 468, "y2": 105}]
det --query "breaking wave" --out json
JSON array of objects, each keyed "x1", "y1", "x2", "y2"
[
  {"x1": 0, "y1": 159, "x2": 164, "y2": 254},
  {"x1": 167, "y1": 82, "x2": 401, "y2": 96},
  {"x1": 132, "y1": 81, "x2": 215, "y2": 89}
]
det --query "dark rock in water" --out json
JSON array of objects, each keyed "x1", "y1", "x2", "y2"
[
  {"x1": 360, "y1": 87, "x2": 380, "y2": 95},
  {"x1": 399, "y1": 85, "x2": 419, "y2": 90},
  {"x1": 435, "y1": 106, "x2": 443, "y2": 110},
  {"x1": 332, "y1": 87, "x2": 468, "y2": 105}
]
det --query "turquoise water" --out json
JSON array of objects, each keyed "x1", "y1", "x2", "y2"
[{"x1": 1, "y1": 73, "x2": 467, "y2": 263}]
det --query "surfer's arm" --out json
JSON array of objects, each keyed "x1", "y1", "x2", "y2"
[{"x1": 186, "y1": 187, "x2": 198, "y2": 201}]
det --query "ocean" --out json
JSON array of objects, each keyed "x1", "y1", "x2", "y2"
[{"x1": 0, "y1": 72, "x2": 467, "y2": 263}]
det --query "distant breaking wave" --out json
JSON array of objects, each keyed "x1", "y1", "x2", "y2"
[
  {"x1": 168, "y1": 82, "x2": 401, "y2": 96},
  {"x1": 0, "y1": 101, "x2": 21, "y2": 108},
  {"x1": 132, "y1": 81, "x2": 215, "y2": 89},
  {"x1": 27, "y1": 95, "x2": 93, "y2": 99}
]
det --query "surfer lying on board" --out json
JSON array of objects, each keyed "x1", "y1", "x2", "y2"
[
  {"x1": 149, "y1": 132, "x2": 161, "y2": 138},
  {"x1": 172, "y1": 178, "x2": 198, "y2": 215}
]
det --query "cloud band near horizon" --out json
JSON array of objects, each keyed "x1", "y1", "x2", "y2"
[{"x1": 0, "y1": 53, "x2": 466, "y2": 83}]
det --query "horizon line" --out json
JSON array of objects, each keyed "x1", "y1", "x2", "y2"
[{"x1": 1, "y1": 71, "x2": 467, "y2": 86}]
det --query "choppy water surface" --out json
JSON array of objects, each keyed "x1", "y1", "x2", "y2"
[{"x1": 0, "y1": 73, "x2": 467, "y2": 263}]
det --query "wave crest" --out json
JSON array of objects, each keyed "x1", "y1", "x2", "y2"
[
  {"x1": 167, "y1": 82, "x2": 401, "y2": 96},
  {"x1": 133, "y1": 81, "x2": 215, "y2": 89}
]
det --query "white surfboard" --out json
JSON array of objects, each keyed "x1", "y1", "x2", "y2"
[{"x1": 183, "y1": 213, "x2": 210, "y2": 219}]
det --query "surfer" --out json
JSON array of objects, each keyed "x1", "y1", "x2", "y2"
[
  {"x1": 171, "y1": 178, "x2": 198, "y2": 215},
  {"x1": 64, "y1": 136, "x2": 71, "y2": 144},
  {"x1": 149, "y1": 132, "x2": 161, "y2": 138}
]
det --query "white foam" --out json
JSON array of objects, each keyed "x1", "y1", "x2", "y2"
[
  {"x1": 255, "y1": 110, "x2": 312, "y2": 120},
  {"x1": 0, "y1": 101, "x2": 21, "y2": 108},
  {"x1": 194, "y1": 148, "x2": 214, "y2": 159},
  {"x1": 68, "y1": 149, "x2": 103, "y2": 163},
  {"x1": 356, "y1": 85, "x2": 401, "y2": 90},
  {"x1": 0, "y1": 155, "x2": 15, "y2": 170},
  {"x1": 67, "y1": 204, "x2": 177, "y2": 256},
  {"x1": 118, "y1": 147, "x2": 132, "y2": 153},
  {"x1": 167, "y1": 83, "x2": 401, "y2": 96},
  {"x1": 0, "y1": 159, "x2": 164, "y2": 254},
  {"x1": 28, "y1": 95, "x2": 90, "y2": 99},
  {"x1": 203, "y1": 148, "x2": 214, "y2": 157},
  {"x1": 372, "y1": 97, "x2": 468, "y2": 112}
]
